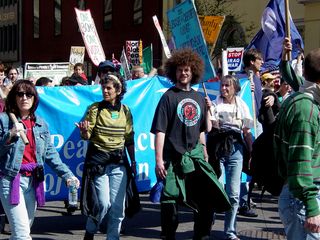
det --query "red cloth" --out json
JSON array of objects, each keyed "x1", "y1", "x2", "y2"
[
  {"x1": 80, "y1": 73, "x2": 88, "y2": 81},
  {"x1": 21, "y1": 118, "x2": 36, "y2": 176}
]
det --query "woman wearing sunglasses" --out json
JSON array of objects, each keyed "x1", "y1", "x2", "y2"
[{"x1": 0, "y1": 80, "x2": 79, "y2": 239}]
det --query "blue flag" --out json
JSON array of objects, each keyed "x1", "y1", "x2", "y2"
[{"x1": 246, "y1": 0, "x2": 304, "y2": 69}]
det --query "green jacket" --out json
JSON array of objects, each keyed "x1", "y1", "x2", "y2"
[{"x1": 162, "y1": 143, "x2": 231, "y2": 213}]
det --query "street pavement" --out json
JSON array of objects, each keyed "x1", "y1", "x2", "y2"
[{"x1": 0, "y1": 190, "x2": 286, "y2": 240}]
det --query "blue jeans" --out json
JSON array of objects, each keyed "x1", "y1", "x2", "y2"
[
  {"x1": 86, "y1": 164, "x2": 127, "y2": 240},
  {"x1": 0, "y1": 176, "x2": 36, "y2": 240},
  {"x1": 219, "y1": 143, "x2": 243, "y2": 239},
  {"x1": 278, "y1": 184, "x2": 320, "y2": 240}
]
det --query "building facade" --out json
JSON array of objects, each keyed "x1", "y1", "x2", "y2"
[{"x1": 0, "y1": 0, "x2": 163, "y2": 77}]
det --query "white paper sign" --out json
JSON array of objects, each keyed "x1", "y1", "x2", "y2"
[{"x1": 75, "y1": 8, "x2": 105, "y2": 66}]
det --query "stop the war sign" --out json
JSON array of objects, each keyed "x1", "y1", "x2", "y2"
[{"x1": 227, "y1": 47, "x2": 244, "y2": 72}]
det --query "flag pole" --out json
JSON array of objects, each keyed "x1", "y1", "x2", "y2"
[
  {"x1": 201, "y1": 82, "x2": 214, "y2": 116},
  {"x1": 248, "y1": 70, "x2": 257, "y2": 137},
  {"x1": 285, "y1": 0, "x2": 292, "y2": 61}
]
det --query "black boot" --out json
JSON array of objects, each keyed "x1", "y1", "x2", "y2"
[{"x1": 83, "y1": 231, "x2": 94, "y2": 240}]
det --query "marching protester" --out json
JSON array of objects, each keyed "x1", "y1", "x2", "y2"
[
  {"x1": 236, "y1": 49, "x2": 265, "y2": 218},
  {"x1": 95, "y1": 60, "x2": 117, "y2": 84},
  {"x1": 151, "y1": 48, "x2": 230, "y2": 240},
  {"x1": 73, "y1": 63, "x2": 88, "y2": 82},
  {"x1": 35, "y1": 77, "x2": 54, "y2": 87},
  {"x1": 206, "y1": 75, "x2": 254, "y2": 240},
  {"x1": 0, "y1": 80, "x2": 80, "y2": 239},
  {"x1": 76, "y1": 73, "x2": 136, "y2": 240},
  {"x1": 131, "y1": 65, "x2": 148, "y2": 80},
  {"x1": 3, "y1": 67, "x2": 19, "y2": 89},
  {"x1": 274, "y1": 38, "x2": 320, "y2": 240}
]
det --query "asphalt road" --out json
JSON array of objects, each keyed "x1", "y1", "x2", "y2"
[{"x1": 0, "y1": 192, "x2": 286, "y2": 240}]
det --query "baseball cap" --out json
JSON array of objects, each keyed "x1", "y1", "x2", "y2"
[
  {"x1": 98, "y1": 60, "x2": 115, "y2": 73},
  {"x1": 261, "y1": 73, "x2": 277, "y2": 82}
]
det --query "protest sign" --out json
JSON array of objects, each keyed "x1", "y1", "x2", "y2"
[
  {"x1": 75, "y1": 8, "x2": 105, "y2": 66},
  {"x1": 126, "y1": 40, "x2": 141, "y2": 66},
  {"x1": 198, "y1": 15, "x2": 225, "y2": 45},
  {"x1": 68, "y1": 46, "x2": 85, "y2": 74},
  {"x1": 167, "y1": 0, "x2": 216, "y2": 81},
  {"x1": 24, "y1": 62, "x2": 69, "y2": 85},
  {"x1": 152, "y1": 15, "x2": 172, "y2": 59},
  {"x1": 227, "y1": 47, "x2": 244, "y2": 72},
  {"x1": 120, "y1": 48, "x2": 131, "y2": 80}
]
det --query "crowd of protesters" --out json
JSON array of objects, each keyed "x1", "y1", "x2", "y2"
[{"x1": 0, "y1": 36, "x2": 319, "y2": 240}]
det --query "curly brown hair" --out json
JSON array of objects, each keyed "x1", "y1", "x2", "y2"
[{"x1": 164, "y1": 48, "x2": 204, "y2": 84}]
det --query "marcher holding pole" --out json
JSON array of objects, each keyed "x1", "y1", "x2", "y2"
[{"x1": 0, "y1": 80, "x2": 79, "y2": 239}]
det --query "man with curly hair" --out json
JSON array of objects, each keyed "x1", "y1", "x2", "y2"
[{"x1": 151, "y1": 48, "x2": 230, "y2": 240}]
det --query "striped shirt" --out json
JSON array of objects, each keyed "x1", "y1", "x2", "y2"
[
  {"x1": 83, "y1": 102, "x2": 134, "y2": 152},
  {"x1": 274, "y1": 92, "x2": 320, "y2": 217}
]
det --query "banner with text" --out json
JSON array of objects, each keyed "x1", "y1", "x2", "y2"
[
  {"x1": 167, "y1": 0, "x2": 216, "y2": 82},
  {"x1": 38, "y1": 76, "x2": 252, "y2": 201},
  {"x1": 24, "y1": 62, "x2": 69, "y2": 85},
  {"x1": 75, "y1": 8, "x2": 105, "y2": 66}
]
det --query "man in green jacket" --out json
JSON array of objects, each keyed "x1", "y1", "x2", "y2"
[{"x1": 275, "y1": 38, "x2": 320, "y2": 239}]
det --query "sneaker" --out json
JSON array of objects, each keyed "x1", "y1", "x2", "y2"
[
  {"x1": 226, "y1": 236, "x2": 240, "y2": 240},
  {"x1": 238, "y1": 206, "x2": 258, "y2": 217},
  {"x1": 250, "y1": 199, "x2": 257, "y2": 208}
]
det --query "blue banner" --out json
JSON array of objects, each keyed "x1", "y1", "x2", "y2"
[
  {"x1": 167, "y1": 0, "x2": 216, "y2": 81},
  {"x1": 38, "y1": 76, "x2": 252, "y2": 201}
]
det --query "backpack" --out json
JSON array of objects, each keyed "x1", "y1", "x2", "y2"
[{"x1": 248, "y1": 120, "x2": 285, "y2": 197}]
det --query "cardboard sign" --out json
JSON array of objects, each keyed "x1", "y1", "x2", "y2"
[
  {"x1": 152, "y1": 15, "x2": 172, "y2": 59},
  {"x1": 227, "y1": 47, "x2": 244, "y2": 72},
  {"x1": 75, "y1": 8, "x2": 105, "y2": 66},
  {"x1": 24, "y1": 62, "x2": 69, "y2": 85},
  {"x1": 126, "y1": 40, "x2": 140, "y2": 66},
  {"x1": 198, "y1": 15, "x2": 225, "y2": 45},
  {"x1": 167, "y1": 0, "x2": 216, "y2": 81},
  {"x1": 68, "y1": 46, "x2": 85, "y2": 74}
]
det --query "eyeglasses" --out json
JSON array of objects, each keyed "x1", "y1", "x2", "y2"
[{"x1": 16, "y1": 92, "x2": 34, "y2": 99}]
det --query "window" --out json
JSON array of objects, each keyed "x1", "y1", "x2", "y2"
[
  {"x1": 54, "y1": 0, "x2": 61, "y2": 36},
  {"x1": 3, "y1": 26, "x2": 7, "y2": 51},
  {"x1": 104, "y1": 0, "x2": 112, "y2": 30},
  {"x1": 133, "y1": 0, "x2": 142, "y2": 25},
  {"x1": 13, "y1": 24, "x2": 17, "y2": 51},
  {"x1": 0, "y1": 27, "x2": 3, "y2": 51},
  {"x1": 8, "y1": 25, "x2": 12, "y2": 51},
  {"x1": 33, "y1": 0, "x2": 39, "y2": 38}
]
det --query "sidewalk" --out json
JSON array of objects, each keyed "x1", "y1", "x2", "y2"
[{"x1": 0, "y1": 191, "x2": 286, "y2": 240}]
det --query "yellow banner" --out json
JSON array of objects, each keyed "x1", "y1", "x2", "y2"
[{"x1": 198, "y1": 15, "x2": 225, "y2": 45}]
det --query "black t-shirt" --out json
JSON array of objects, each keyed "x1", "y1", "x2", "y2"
[{"x1": 151, "y1": 86, "x2": 207, "y2": 154}]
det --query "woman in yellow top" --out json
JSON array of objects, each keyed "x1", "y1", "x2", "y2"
[{"x1": 76, "y1": 74, "x2": 136, "y2": 240}]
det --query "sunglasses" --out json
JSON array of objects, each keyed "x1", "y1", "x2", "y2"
[{"x1": 16, "y1": 92, "x2": 34, "y2": 99}]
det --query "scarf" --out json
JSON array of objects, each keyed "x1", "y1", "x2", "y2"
[
  {"x1": 10, "y1": 163, "x2": 45, "y2": 207},
  {"x1": 299, "y1": 80, "x2": 320, "y2": 105}
]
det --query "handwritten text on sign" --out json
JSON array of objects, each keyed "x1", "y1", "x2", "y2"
[
  {"x1": 167, "y1": 0, "x2": 216, "y2": 81},
  {"x1": 75, "y1": 8, "x2": 105, "y2": 66}
]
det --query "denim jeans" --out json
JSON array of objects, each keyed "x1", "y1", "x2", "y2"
[
  {"x1": 0, "y1": 175, "x2": 36, "y2": 240},
  {"x1": 219, "y1": 142, "x2": 243, "y2": 239},
  {"x1": 86, "y1": 164, "x2": 127, "y2": 240},
  {"x1": 278, "y1": 184, "x2": 320, "y2": 240}
]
